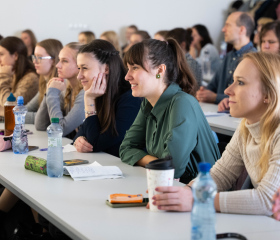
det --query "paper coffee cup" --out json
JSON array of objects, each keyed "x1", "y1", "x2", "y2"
[{"x1": 146, "y1": 157, "x2": 174, "y2": 212}]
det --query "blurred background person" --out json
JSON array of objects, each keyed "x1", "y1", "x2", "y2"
[
  {"x1": 21, "y1": 29, "x2": 37, "y2": 61},
  {"x1": 260, "y1": 21, "x2": 280, "y2": 54},
  {"x1": 166, "y1": 28, "x2": 202, "y2": 87},
  {"x1": 100, "y1": 31, "x2": 120, "y2": 52},
  {"x1": 190, "y1": 24, "x2": 221, "y2": 76},
  {"x1": 121, "y1": 25, "x2": 138, "y2": 55},
  {"x1": 78, "y1": 31, "x2": 95, "y2": 44},
  {"x1": 253, "y1": 17, "x2": 274, "y2": 50},
  {"x1": 154, "y1": 30, "x2": 168, "y2": 41}
]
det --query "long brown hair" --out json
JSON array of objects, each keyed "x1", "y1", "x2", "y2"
[
  {"x1": 36, "y1": 39, "x2": 63, "y2": 104},
  {"x1": 63, "y1": 42, "x2": 83, "y2": 110},
  {"x1": 124, "y1": 38, "x2": 197, "y2": 96},
  {"x1": 240, "y1": 52, "x2": 280, "y2": 180},
  {"x1": 78, "y1": 39, "x2": 130, "y2": 135},
  {"x1": 0, "y1": 36, "x2": 36, "y2": 91}
]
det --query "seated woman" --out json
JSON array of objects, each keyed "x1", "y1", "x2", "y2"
[
  {"x1": 152, "y1": 52, "x2": 280, "y2": 216},
  {"x1": 35, "y1": 42, "x2": 85, "y2": 139},
  {"x1": 21, "y1": 29, "x2": 37, "y2": 61},
  {"x1": 25, "y1": 39, "x2": 63, "y2": 124},
  {"x1": 190, "y1": 24, "x2": 220, "y2": 75},
  {"x1": 119, "y1": 39, "x2": 220, "y2": 184},
  {"x1": 0, "y1": 37, "x2": 38, "y2": 116},
  {"x1": 100, "y1": 31, "x2": 120, "y2": 52},
  {"x1": 154, "y1": 30, "x2": 168, "y2": 41},
  {"x1": 218, "y1": 21, "x2": 280, "y2": 112},
  {"x1": 166, "y1": 28, "x2": 202, "y2": 87},
  {"x1": 72, "y1": 39, "x2": 141, "y2": 157},
  {"x1": 78, "y1": 31, "x2": 95, "y2": 44}
]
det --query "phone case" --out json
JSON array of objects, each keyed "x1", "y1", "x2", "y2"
[{"x1": 106, "y1": 199, "x2": 149, "y2": 208}]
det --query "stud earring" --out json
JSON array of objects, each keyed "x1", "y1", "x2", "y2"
[
  {"x1": 264, "y1": 100, "x2": 266, "y2": 103},
  {"x1": 156, "y1": 74, "x2": 160, "y2": 79}
]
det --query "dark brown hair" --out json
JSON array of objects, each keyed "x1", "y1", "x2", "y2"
[
  {"x1": 128, "y1": 25, "x2": 138, "y2": 31},
  {"x1": 124, "y1": 38, "x2": 197, "y2": 96},
  {"x1": 0, "y1": 36, "x2": 36, "y2": 90},
  {"x1": 155, "y1": 30, "x2": 168, "y2": 40},
  {"x1": 192, "y1": 24, "x2": 213, "y2": 48},
  {"x1": 78, "y1": 39, "x2": 130, "y2": 135}
]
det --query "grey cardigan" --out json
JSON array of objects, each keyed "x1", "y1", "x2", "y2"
[{"x1": 35, "y1": 88, "x2": 85, "y2": 137}]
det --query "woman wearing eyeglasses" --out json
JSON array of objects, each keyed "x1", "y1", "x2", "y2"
[
  {"x1": 0, "y1": 36, "x2": 38, "y2": 116},
  {"x1": 25, "y1": 39, "x2": 63, "y2": 124},
  {"x1": 34, "y1": 42, "x2": 85, "y2": 139}
]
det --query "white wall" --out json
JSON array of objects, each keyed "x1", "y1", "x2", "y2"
[{"x1": 1, "y1": 0, "x2": 233, "y2": 47}]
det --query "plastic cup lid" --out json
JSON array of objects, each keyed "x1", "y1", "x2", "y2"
[{"x1": 145, "y1": 157, "x2": 174, "y2": 170}]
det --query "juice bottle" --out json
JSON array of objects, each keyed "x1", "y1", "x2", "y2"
[{"x1": 4, "y1": 93, "x2": 16, "y2": 136}]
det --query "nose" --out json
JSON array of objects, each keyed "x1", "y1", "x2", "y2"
[
  {"x1": 222, "y1": 26, "x2": 226, "y2": 32},
  {"x1": 263, "y1": 41, "x2": 270, "y2": 48},
  {"x1": 125, "y1": 69, "x2": 132, "y2": 81},
  {"x1": 56, "y1": 61, "x2": 61, "y2": 68},
  {"x1": 77, "y1": 70, "x2": 83, "y2": 80},
  {"x1": 224, "y1": 82, "x2": 235, "y2": 96}
]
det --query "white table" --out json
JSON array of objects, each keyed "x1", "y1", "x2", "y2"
[
  {"x1": 1, "y1": 124, "x2": 280, "y2": 240},
  {"x1": 200, "y1": 103, "x2": 240, "y2": 136}
]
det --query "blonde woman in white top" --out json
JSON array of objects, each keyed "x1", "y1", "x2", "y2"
[{"x1": 151, "y1": 52, "x2": 280, "y2": 216}]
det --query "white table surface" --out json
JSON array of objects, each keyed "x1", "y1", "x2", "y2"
[
  {"x1": 1, "y1": 124, "x2": 280, "y2": 240},
  {"x1": 200, "y1": 102, "x2": 240, "y2": 136}
]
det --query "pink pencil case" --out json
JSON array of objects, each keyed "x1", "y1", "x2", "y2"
[{"x1": 0, "y1": 135, "x2": 12, "y2": 152}]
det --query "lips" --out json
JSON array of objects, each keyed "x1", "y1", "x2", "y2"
[{"x1": 130, "y1": 83, "x2": 138, "y2": 89}]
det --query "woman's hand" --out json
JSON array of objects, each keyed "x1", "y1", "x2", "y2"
[
  {"x1": 47, "y1": 78, "x2": 66, "y2": 92},
  {"x1": 272, "y1": 187, "x2": 280, "y2": 220},
  {"x1": 147, "y1": 186, "x2": 193, "y2": 212},
  {"x1": 218, "y1": 98, "x2": 230, "y2": 112},
  {"x1": 73, "y1": 136, "x2": 93, "y2": 153},
  {"x1": 85, "y1": 73, "x2": 107, "y2": 100},
  {"x1": 0, "y1": 65, "x2": 13, "y2": 75}
]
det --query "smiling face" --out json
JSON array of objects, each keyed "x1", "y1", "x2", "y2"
[
  {"x1": 56, "y1": 47, "x2": 79, "y2": 79},
  {"x1": 224, "y1": 58, "x2": 267, "y2": 124},
  {"x1": 125, "y1": 59, "x2": 166, "y2": 103},
  {"x1": 261, "y1": 30, "x2": 280, "y2": 54},
  {"x1": 0, "y1": 46, "x2": 17, "y2": 67},
  {"x1": 33, "y1": 46, "x2": 54, "y2": 76},
  {"x1": 77, "y1": 52, "x2": 107, "y2": 91}
]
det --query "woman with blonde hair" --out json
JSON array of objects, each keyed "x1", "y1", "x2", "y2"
[
  {"x1": 100, "y1": 31, "x2": 120, "y2": 52},
  {"x1": 0, "y1": 36, "x2": 38, "y2": 116},
  {"x1": 78, "y1": 31, "x2": 95, "y2": 44},
  {"x1": 25, "y1": 39, "x2": 63, "y2": 123},
  {"x1": 151, "y1": 52, "x2": 280, "y2": 217},
  {"x1": 35, "y1": 42, "x2": 85, "y2": 139}
]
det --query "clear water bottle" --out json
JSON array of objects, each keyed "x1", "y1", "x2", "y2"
[
  {"x1": 219, "y1": 41, "x2": 227, "y2": 59},
  {"x1": 47, "y1": 118, "x2": 63, "y2": 178},
  {"x1": 191, "y1": 162, "x2": 217, "y2": 240},
  {"x1": 202, "y1": 50, "x2": 211, "y2": 79},
  {"x1": 12, "y1": 96, "x2": 28, "y2": 154}
]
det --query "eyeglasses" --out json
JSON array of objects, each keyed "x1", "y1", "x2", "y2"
[{"x1": 32, "y1": 55, "x2": 53, "y2": 63}]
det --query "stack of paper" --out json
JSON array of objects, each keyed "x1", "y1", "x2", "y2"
[{"x1": 63, "y1": 161, "x2": 124, "y2": 181}]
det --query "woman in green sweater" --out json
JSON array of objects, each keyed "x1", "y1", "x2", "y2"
[{"x1": 119, "y1": 38, "x2": 220, "y2": 184}]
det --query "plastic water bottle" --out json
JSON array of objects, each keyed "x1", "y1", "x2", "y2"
[
  {"x1": 47, "y1": 118, "x2": 63, "y2": 178},
  {"x1": 12, "y1": 96, "x2": 28, "y2": 154},
  {"x1": 219, "y1": 41, "x2": 227, "y2": 59},
  {"x1": 202, "y1": 50, "x2": 211, "y2": 79},
  {"x1": 191, "y1": 162, "x2": 217, "y2": 240}
]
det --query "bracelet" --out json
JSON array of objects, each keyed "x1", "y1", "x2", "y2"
[{"x1": 85, "y1": 110, "x2": 97, "y2": 116}]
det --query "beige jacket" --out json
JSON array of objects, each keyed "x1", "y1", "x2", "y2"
[{"x1": 0, "y1": 70, "x2": 39, "y2": 109}]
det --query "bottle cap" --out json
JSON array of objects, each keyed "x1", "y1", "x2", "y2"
[
  {"x1": 198, "y1": 162, "x2": 211, "y2": 173},
  {"x1": 51, "y1": 118, "x2": 59, "y2": 123},
  {"x1": 17, "y1": 96, "x2": 24, "y2": 105},
  {"x1": 7, "y1": 93, "x2": 16, "y2": 102},
  {"x1": 145, "y1": 156, "x2": 174, "y2": 170}
]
